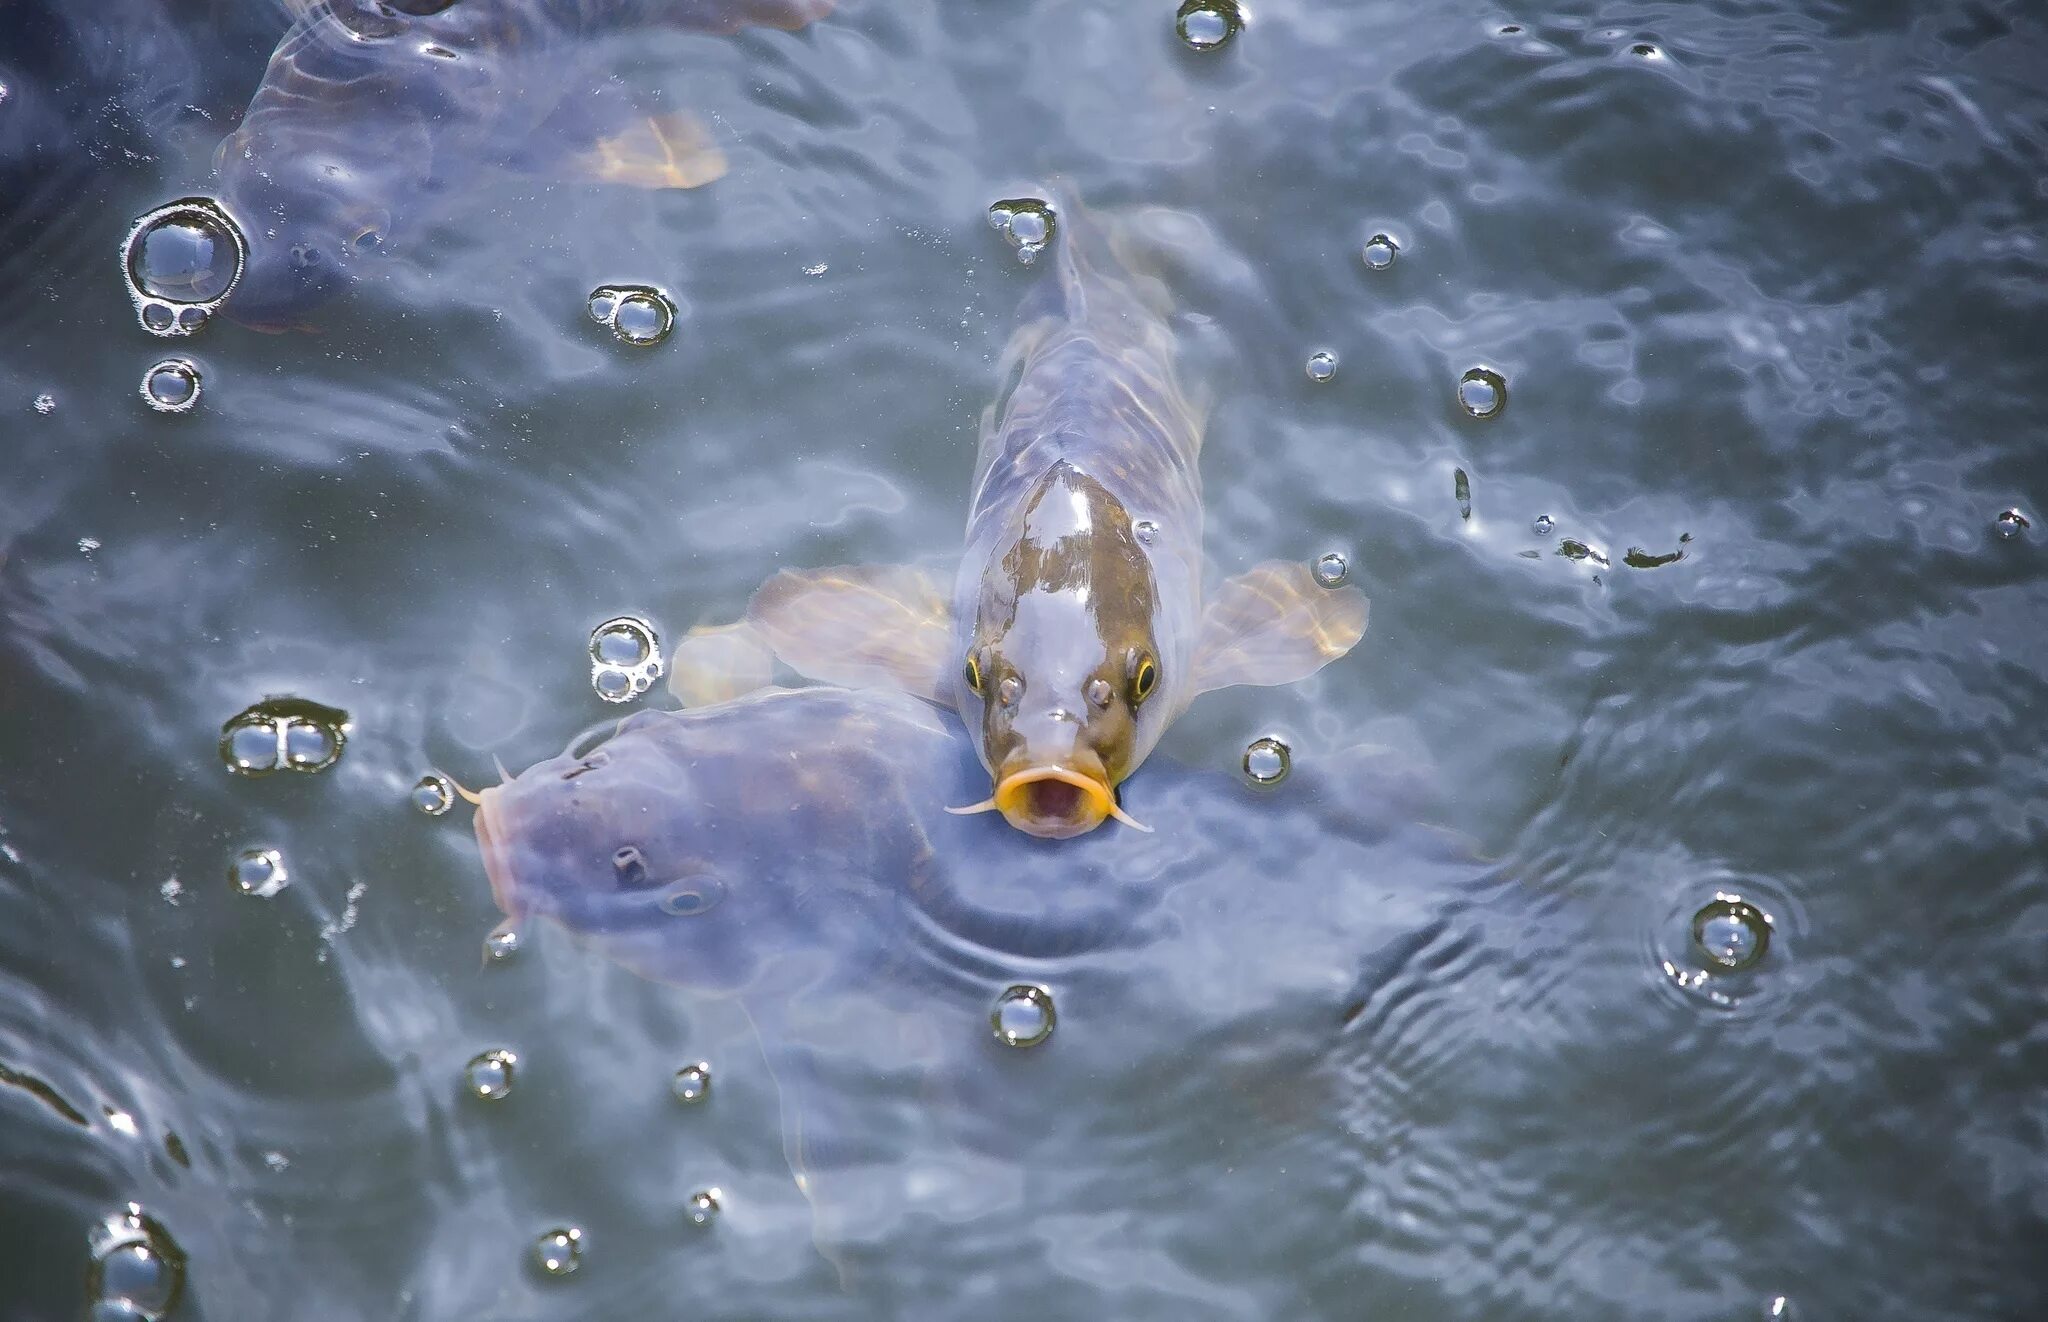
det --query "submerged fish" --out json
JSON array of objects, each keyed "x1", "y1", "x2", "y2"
[
  {"x1": 472, "y1": 683, "x2": 1470, "y2": 1271},
  {"x1": 740, "y1": 196, "x2": 1370, "y2": 837},
  {"x1": 212, "y1": 0, "x2": 831, "y2": 327}
]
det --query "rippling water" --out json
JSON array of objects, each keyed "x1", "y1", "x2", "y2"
[{"x1": 3, "y1": 0, "x2": 2045, "y2": 1317}]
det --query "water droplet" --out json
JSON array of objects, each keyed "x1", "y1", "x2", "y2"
[
  {"x1": 140, "y1": 360, "x2": 201, "y2": 413},
  {"x1": 1133, "y1": 519, "x2": 1160, "y2": 544},
  {"x1": 1361, "y1": 233, "x2": 1399, "y2": 270},
  {"x1": 219, "y1": 698, "x2": 348, "y2": 776},
  {"x1": 466, "y1": 1048, "x2": 518, "y2": 1101},
  {"x1": 1312, "y1": 552, "x2": 1349, "y2": 588},
  {"x1": 122, "y1": 198, "x2": 245, "y2": 336},
  {"x1": 530, "y1": 1226, "x2": 582, "y2": 1276},
  {"x1": 988, "y1": 197, "x2": 1058, "y2": 265},
  {"x1": 484, "y1": 924, "x2": 522, "y2": 962},
  {"x1": 587, "y1": 284, "x2": 675, "y2": 346},
  {"x1": 89, "y1": 1204, "x2": 185, "y2": 1319},
  {"x1": 1175, "y1": 0, "x2": 1244, "y2": 50},
  {"x1": 32, "y1": 392, "x2": 55, "y2": 415},
  {"x1": 1305, "y1": 350, "x2": 1337, "y2": 383},
  {"x1": 685, "y1": 1188, "x2": 722, "y2": 1226},
  {"x1": 590, "y1": 616, "x2": 663, "y2": 704},
  {"x1": 990, "y1": 984, "x2": 1056, "y2": 1048},
  {"x1": 412, "y1": 774, "x2": 454, "y2": 815},
  {"x1": 1242, "y1": 736, "x2": 1292, "y2": 786},
  {"x1": 230, "y1": 848, "x2": 289, "y2": 898},
  {"x1": 1993, "y1": 508, "x2": 2030, "y2": 538},
  {"x1": 1533, "y1": 514, "x2": 1555, "y2": 535},
  {"x1": 1690, "y1": 896, "x2": 1771, "y2": 972},
  {"x1": 1457, "y1": 366, "x2": 1508, "y2": 419},
  {"x1": 672, "y1": 1062, "x2": 712, "y2": 1104}
]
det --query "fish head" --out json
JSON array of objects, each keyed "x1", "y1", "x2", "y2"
[
  {"x1": 212, "y1": 126, "x2": 392, "y2": 329},
  {"x1": 960, "y1": 464, "x2": 1169, "y2": 839}
]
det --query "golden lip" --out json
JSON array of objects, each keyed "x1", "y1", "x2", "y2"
[
  {"x1": 992, "y1": 766, "x2": 1116, "y2": 840},
  {"x1": 472, "y1": 787, "x2": 523, "y2": 922}
]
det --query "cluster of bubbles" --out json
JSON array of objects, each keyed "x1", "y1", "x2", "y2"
[
  {"x1": 590, "y1": 616, "x2": 664, "y2": 703},
  {"x1": 1241, "y1": 736, "x2": 1292, "y2": 786},
  {"x1": 1305, "y1": 350, "x2": 1337, "y2": 383},
  {"x1": 988, "y1": 197, "x2": 1058, "y2": 266},
  {"x1": 219, "y1": 698, "x2": 349, "y2": 776},
  {"x1": 230, "y1": 847, "x2": 290, "y2": 899},
  {"x1": 1175, "y1": 0, "x2": 1244, "y2": 51},
  {"x1": 139, "y1": 360, "x2": 201, "y2": 414},
  {"x1": 88, "y1": 1203, "x2": 186, "y2": 1321},
  {"x1": 990, "y1": 983, "x2": 1057, "y2": 1048},
  {"x1": 586, "y1": 285, "x2": 676, "y2": 346},
  {"x1": 122, "y1": 199, "x2": 245, "y2": 337}
]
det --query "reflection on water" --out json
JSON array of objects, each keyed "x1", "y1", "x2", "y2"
[{"x1": 2, "y1": 0, "x2": 2046, "y2": 1317}]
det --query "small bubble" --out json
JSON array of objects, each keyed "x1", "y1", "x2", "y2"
[
  {"x1": 1993, "y1": 508, "x2": 2030, "y2": 539},
  {"x1": 590, "y1": 616, "x2": 663, "y2": 704},
  {"x1": 89, "y1": 1204, "x2": 185, "y2": 1319},
  {"x1": 1175, "y1": 0, "x2": 1244, "y2": 50},
  {"x1": 1533, "y1": 514, "x2": 1555, "y2": 535},
  {"x1": 230, "y1": 848, "x2": 289, "y2": 898},
  {"x1": 140, "y1": 360, "x2": 201, "y2": 413},
  {"x1": 412, "y1": 774, "x2": 454, "y2": 816},
  {"x1": 685, "y1": 1188, "x2": 722, "y2": 1226},
  {"x1": 78, "y1": 537, "x2": 100, "y2": 553},
  {"x1": 530, "y1": 1226, "x2": 582, "y2": 1277},
  {"x1": 611, "y1": 290, "x2": 674, "y2": 346},
  {"x1": 1242, "y1": 736, "x2": 1292, "y2": 786},
  {"x1": 1765, "y1": 1297, "x2": 1795, "y2": 1320},
  {"x1": 1134, "y1": 519, "x2": 1160, "y2": 544},
  {"x1": 988, "y1": 197, "x2": 1058, "y2": 265},
  {"x1": 1457, "y1": 366, "x2": 1508, "y2": 419},
  {"x1": 1312, "y1": 553, "x2": 1349, "y2": 588},
  {"x1": 1690, "y1": 896, "x2": 1771, "y2": 972},
  {"x1": 220, "y1": 698, "x2": 348, "y2": 776},
  {"x1": 802, "y1": 262, "x2": 828, "y2": 276},
  {"x1": 1305, "y1": 350, "x2": 1337, "y2": 383},
  {"x1": 122, "y1": 198, "x2": 246, "y2": 336},
  {"x1": 1361, "y1": 233, "x2": 1399, "y2": 270},
  {"x1": 672, "y1": 1062, "x2": 712, "y2": 1104},
  {"x1": 586, "y1": 289, "x2": 617, "y2": 324},
  {"x1": 466, "y1": 1048, "x2": 518, "y2": 1101},
  {"x1": 262, "y1": 1150, "x2": 289, "y2": 1172},
  {"x1": 281, "y1": 717, "x2": 341, "y2": 771},
  {"x1": 991, "y1": 983, "x2": 1056, "y2": 1048},
  {"x1": 32, "y1": 392, "x2": 55, "y2": 415},
  {"x1": 484, "y1": 925, "x2": 522, "y2": 962}
]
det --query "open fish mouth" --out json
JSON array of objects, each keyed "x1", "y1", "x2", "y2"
[{"x1": 991, "y1": 766, "x2": 1126, "y2": 839}]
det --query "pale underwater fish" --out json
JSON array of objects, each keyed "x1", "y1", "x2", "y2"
[
  {"x1": 737, "y1": 195, "x2": 1370, "y2": 838},
  {"x1": 211, "y1": 0, "x2": 832, "y2": 328},
  {"x1": 470, "y1": 683, "x2": 1477, "y2": 1276}
]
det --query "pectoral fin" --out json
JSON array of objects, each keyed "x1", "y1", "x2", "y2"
[
  {"x1": 746, "y1": 565, "x2": 953, "y2": 702},
  {"x1": 668, "y1": 620, "x2": 777, "y2": 707},
  {"x1": 1189, "y1": 560, "x2": 1369, "y2": 696},
  {"x1": 574, "y1": 111, "x2": 728, "y2": 190}
]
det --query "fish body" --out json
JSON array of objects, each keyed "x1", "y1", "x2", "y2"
[
  {"x1": 744, "y1": 195, "x2": 1370, "y2": 837},
  {"x1": 212, "y1": 0, "x2": 828, "y2": 326}
]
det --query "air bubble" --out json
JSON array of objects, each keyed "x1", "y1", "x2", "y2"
[
  {"x1": 122, "y1": 198, "x2": 245, "y2": 337},
  {"x1": 1134, "y1": 519, "x2": 1160, "y2": 544},
  {"x1": 140, "y1": 360, "x2": 201, "y2": 413},
  {"x1": 1242, "y1": 736, "x2": 1291, "y2": 786},
  {"x1": 1690, "y1": 896, "x2": 1772, "y2": 972},
  {"x1": 219, "y1": 698, "x2": 349, "y2": 776},
  {"x1": 1305, "y1": 350, "x2": 1337, "y2": 383},
  {"x1": 1457, "y1": 367, "x2": 1508, "y2": 419},
  {"x1": 1533, "y1": 514, "x2": 1555, "y2": 535},
  {"x1": 685, "y1": 1189, "x2": 722, "y2": 1226},
  {"x1": 484, "y1": 924, "x2": 522, "y2": 962},
  {"x1": 88, "y1": 1204, "x2": 185, "y2": 1320},
  {"x1": 412, "y1": 774, "x2": 454, "y2": 815},
  {"x1": 586, "y1": 284, "x2": 675, "y2": 346},
  {"x1": 466, "y1": 1048, "x2": 518, "y2": 1101},
  {"x1": 991, "y1": 984, "x2": 1056, "y2": 1048},
  {"x1": 672, "y1": 1062, "x2": 712, "y2": 1104},
  {"x1": 230, "y1": 848, "x2": 289, "y2": 898},
  {"x1": 590, "y1": 616, "x2": 663, "y2": 705},
  {"x1": 1176, "y1": 0, "x2": 1244, "y2": 50},
  {"x1": 988, "y1": 197, "x2": 1058, "y2": 265},
  {"x1": 530, "y1": 1226, "x2": 582, "y2": 1276},
  {"x1": 33, "y1": 393, "x2": 55, "y2": 415},
  {"x1": 1312, "y1": 552, "x2": 1349, "y2": 588},
  {"x1": 1361, "y1": 233, "x2": 1399, "y2": 270},
  {"x1": 1993, "y1": 508, "x2": 2030, "y2": 539}
]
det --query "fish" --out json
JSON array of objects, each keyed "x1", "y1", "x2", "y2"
[
  {"x1": 212, "y1": 0, "x2": 832, "y2": 328},
  {"x1": 737, "y1": 195, "x2": 1370, "y2": 837},
  {"x1": 471, "y1": 683, "x2": 1476, "y2": 1274}
]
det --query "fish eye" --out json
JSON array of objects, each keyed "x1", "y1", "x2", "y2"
[
  {"x1": 1131, "y1": 654, "x2": 1159, "y2": 705},
  {"x1": 964, "y1": 652, "x2": 985, "y2": 695}
]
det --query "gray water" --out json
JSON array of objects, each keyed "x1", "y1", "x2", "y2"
[{"x1": 3, "y1": 0, "x2": 2046, "y2": 1317}]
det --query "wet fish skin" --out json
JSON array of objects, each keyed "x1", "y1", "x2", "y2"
[{"x1": 213, "y1": 0, "x2": 832, "y2": 327}]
